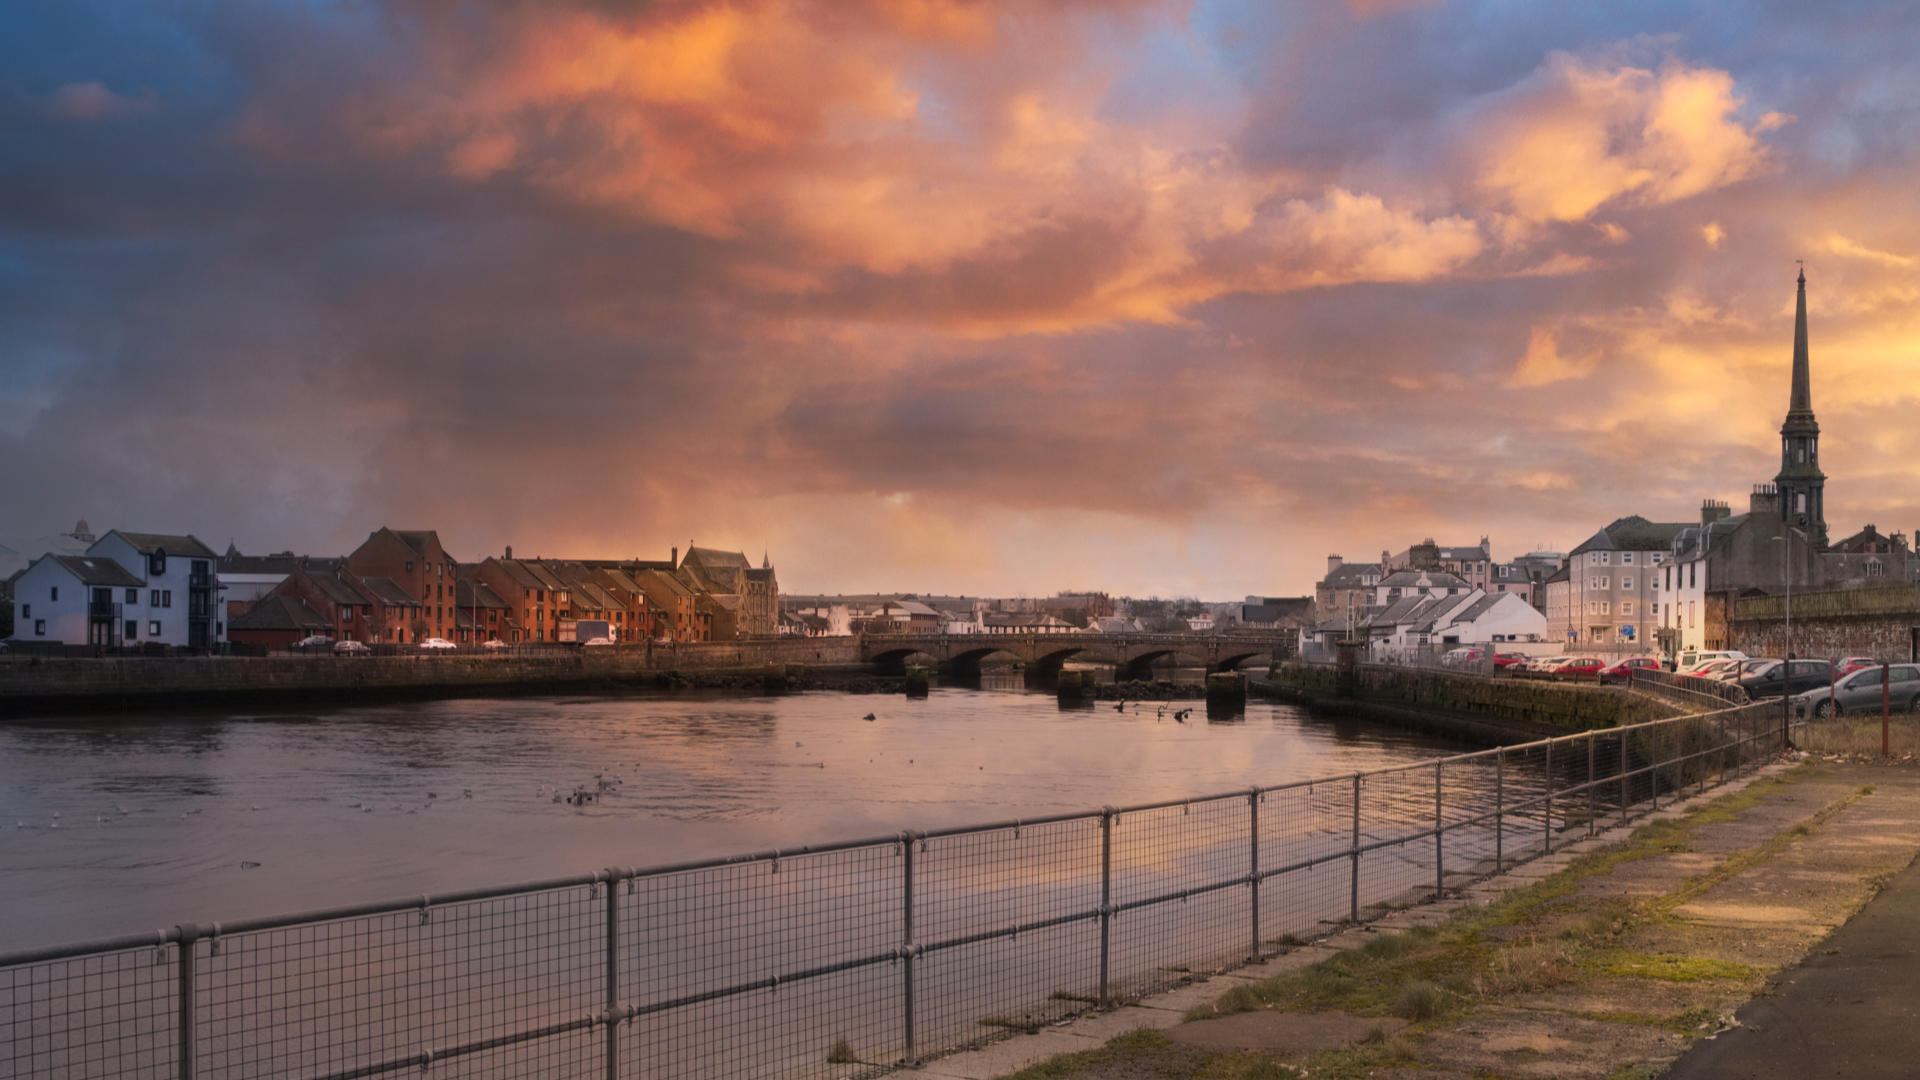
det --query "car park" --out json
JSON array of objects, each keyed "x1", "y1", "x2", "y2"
[
  {"x1": 418, "y1": 637, "x2": 457, "y2": 651},
  {"x1": 332, "y1": 640, "x2": 371, "y2": 655},
  {"x1": 1792, "y1": 663, "x2": 1920, "y2": 717},
  {"x1": 1734, "y1": 659, "x2": 1834, "y2": 699},
  {"x1": 1598, "y1": 657, "x2": 1660, "y2": 684}
]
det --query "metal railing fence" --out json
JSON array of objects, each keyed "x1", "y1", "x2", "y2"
[{"x1": 3, "y1": 700, "x2": 1794, "y2": 1080}]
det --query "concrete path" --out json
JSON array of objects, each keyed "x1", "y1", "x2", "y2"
[{"x1": 1666, "y1": 796, "x2": 1920, "y2": 1080}]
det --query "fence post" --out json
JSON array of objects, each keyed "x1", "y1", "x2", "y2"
[
  {"x1": 1587, "y1": 736, "x2": 1596, "y2": 838},
  {"x1": 1619, "y1": 730, "x2": 1629, "y2": 826},
  {"x1": 175, "y1": 924, "x2": 197, "y2": 1080},
  {"x1": 1494, "y1": 753, "x2": 1504, "y2": 872},
  {"x1": 1543, "y1": 740, "x2": 1553, "y2": 854},
  {"x1": 605, "y1": 872, "x2": 620, "y2": 1080},
  {"x1": 1433, "y1": 762, "x2": 1444, "y2": 898},
  {"x1": 1099, "y1": 810, "x2": 1113, "y2": 1004},
  {"x1": 1247, "y1": 789, "x2": 1260, "y2": 962},
  {"x1": 903, "y1": 833, "x2": 917, "y2": 1062},
  {"x1": 1349, "y1": 775, "x2": 1361, "y2": 922}
]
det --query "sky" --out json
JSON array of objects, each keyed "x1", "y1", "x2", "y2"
[{"x1": 3, "y1": 0, "x2": 1918, "y2": 598}]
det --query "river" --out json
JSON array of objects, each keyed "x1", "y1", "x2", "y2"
[{"x1": 0, "y1": 685, "x2": 1472, "y2": 953}]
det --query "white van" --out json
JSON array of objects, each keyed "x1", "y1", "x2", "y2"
[{"x1": 1678, "y1": 649, "x2": 1747, "y2": 674}]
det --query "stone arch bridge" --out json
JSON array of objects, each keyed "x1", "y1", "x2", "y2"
[{"x1": 858, "y1": 631, "x2": 1294, "y2": 680}]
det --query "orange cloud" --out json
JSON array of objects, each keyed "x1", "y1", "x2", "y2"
[{"x1": 1469, "y1": 52, "x2": 1776, "y2": 227}]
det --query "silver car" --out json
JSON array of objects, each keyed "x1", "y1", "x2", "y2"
[{"x1": 1793, "y1": 664, "x2": 1920, "y2": 718}]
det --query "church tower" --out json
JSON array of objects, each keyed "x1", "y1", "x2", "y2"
[{"x1": 1775, "y1": 268, "x2": 1828, "y2": 547}]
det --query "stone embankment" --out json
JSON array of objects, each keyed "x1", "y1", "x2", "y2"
[
  {"x1": 0, "y1": 637, "x2": 865, "y2": 716},
  {"x1": 1257, "y1": 661, "x2": 1676, "y2": 743}
]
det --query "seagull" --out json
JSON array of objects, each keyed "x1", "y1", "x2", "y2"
[{"x1": 863, "y1": 713, "x2": 876, "y2": 721}]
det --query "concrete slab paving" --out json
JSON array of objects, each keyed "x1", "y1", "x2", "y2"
[
  {"x1": 906, "y1": 1030, "x2": 1098, "y2": 1079},
  {"x1": 1053, "y1": 1005, "x2": 1185, "y2": 1040}
]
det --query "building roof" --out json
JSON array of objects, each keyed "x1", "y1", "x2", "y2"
[
  {"x1": 635, "y1": 568, "x2": 693, "y2": 597},
  {"x1": 744, "y1": 567, "x2": 774, "y2": 582},
  {"x1": 389, "y1": 530, "x2": 444, "y2": 557},
  {"x1": 1321, "y1": 561, "x2": 1382, "y2": 587},
  {"x1": 218, "y1": 552, "x2": 342, "y2": 576},
  {"x1": 299, "y1": 567, "x2": 369, "y2": 607},
  {"x1": 1241, "y1": 597, "x2": 1314, "y2": 623},
  {"x1": 572, "y1": 582, "x2": 621, "y2": 612},
  {"x1": 1448, "y1": 593, "x2": 1508, "y2": 625},
  {"x1": 104, "y1": 531, "x2": 218, "y2": 558},
  {"x1": 229, "y1": 595, "x2": 330, "y2": 632},
  {"x1": 686, "y1": 546, "x2": 752, "y2": 569},
  {"x1": 47, "y1": 554, "x2": 146, "y2": 587},
  {"x1": 454, "y1": 578, "x2": 511, "y2": 610},
  {"x1": 1379, "y1": 569, "x2": 1471, "y2": 590},
  {"x1": 1570, "y1": 515, "x2": 1692, "y2": 555},
  {"x1": 359, "y1": 577, "x2": 418, "y2": 606}
]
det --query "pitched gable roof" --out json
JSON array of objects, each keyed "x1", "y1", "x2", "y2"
[
  {"x1": 686, "y1": 546, "x2": 751, "y2": 569},
  {"x1": 230, "y1": 595, "x2": 330, "y2": 632},
  {"x1": 359, "y1": 577, "x2": 418, "y2": 606},
  {"x1": 105, "y1": 531, "x2": 218, "y2": 558},
  {"x1": 1571, "y1": 515, "x2": 1691, "y2": 555},
  {"x1": 48, "y1": 554, "x2": 146, "y2": 587}
]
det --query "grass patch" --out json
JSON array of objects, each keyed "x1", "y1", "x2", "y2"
[
  {"x1": 1599, "y1": 954, "x2": 1758, "y2": 982},
  {"x1": 825, "y1": 1036, "x2": 857, "y2": 1064},
  {"x1": 1390, "y1": 980, "x2": 1450, "y2": 1021},
  {"x1": 978, "y1": 1016, "x2": 1042, "y2": 1035}
]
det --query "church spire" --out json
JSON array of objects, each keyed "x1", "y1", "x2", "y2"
[{"x1": 1788, "y1": 265, "x2": 1812, "y2": 418}]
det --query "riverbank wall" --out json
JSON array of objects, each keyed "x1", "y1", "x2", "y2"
[
  {"x1": 0, "y1": 638, "x2": 867, "y2": 716},
  {"x1": 1257, "y1": 661, "x2": 1677, "y2": 744}
]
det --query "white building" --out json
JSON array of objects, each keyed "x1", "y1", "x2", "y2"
[
  {"x1": 88, "y1": 531, "x2": 226, "y2": 650},
  {"x1": 11, "y1": 554, "x2": 147, "y2": 646}
]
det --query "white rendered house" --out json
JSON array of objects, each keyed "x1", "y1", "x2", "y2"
[
  {"x1": 11, "y1": 554, "x2": 146, "y2": 646},
  {"x1": 88, "y1": 531, "x2": 226, "y2": 649}
]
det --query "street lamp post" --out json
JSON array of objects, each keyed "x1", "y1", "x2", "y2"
[{"x1": 1773, "y1": 531, "x2": 1794, "y2": 747}]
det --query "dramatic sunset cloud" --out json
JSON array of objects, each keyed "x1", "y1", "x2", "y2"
[{"x1": 3, "y1": 0, "x2": 1919, "y2": 597}]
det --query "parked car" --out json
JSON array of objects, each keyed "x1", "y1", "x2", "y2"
[
  {"x1": 418, "y1": 637, "x2": 457, "y2": 651},
  {"x1": 1598, "y1": 657, "x2": 1660, "y2": 684},
  {"x1": 1492, "y1": 653, "x2": 1527, "y2": 670},
  {"x1": 481, "y1": 639, "x2": 510, "y2": 650},
  {"x1": 332, "y1": 640, "x2": 371, "y2": 655},
  {"x1": 581, "y1": 636, "x2": 614, "y2": 648},
  {"x1": 1678, "y1": 650, "x2": 1748, "y2": 674},
  {"x1": 1835, "y1": 656, "x2": 1880, "y2": 677},
  {"x1": 1793, "y1": 664, "x2": 1920, "y2": 718},
  {"x1": 1684, "y1": 658, "x2": 1744, "y2": 682},
  {"x1": 1734, "y1": 659, "x2": 1834, "y2": 699},
  {"x1": 1553, "y1": 657, "x2": 1605, "y2": 677},
  {"x1": 294, "y1": 635, "x2": 334, "y2": 648},
  {"x1": 1724, "y1": 658, "x2": 1779, "y2": 682}
]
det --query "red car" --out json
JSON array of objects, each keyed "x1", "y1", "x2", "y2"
[
  {"x1": 1492, "y1": 653, "x2": 1527, "y2": 670},
  {"x1": 1553, "y1": 657, "x2": 1605, "y2": 678},
  {"x1": 1598, "y1": 657, "x2": 1661, "y2": 685},
  {"x1": 1835, "y1": 656, "x2": 1879, "y2": 677}
]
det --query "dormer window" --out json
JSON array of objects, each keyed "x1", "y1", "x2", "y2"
[{"x1": 149, "y1": 549, "x2": 166, "y2": 576}]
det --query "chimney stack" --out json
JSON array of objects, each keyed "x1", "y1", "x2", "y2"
[
  {"x1": 1700, "y1": 499, "x2": 1731, "y2": 526},
  {"x1": 1327, "y1": 554, "x2": 1344, "y2": 575},
  {"x1": 1749, "y1": 484, "x2": 1779, "y2": 517},
  {"x1": 671, "y1": 546, "x2": 679, "y2": 568},
  {"x1": 504, "y1": 545, "x2": 512, "y2": 560}
]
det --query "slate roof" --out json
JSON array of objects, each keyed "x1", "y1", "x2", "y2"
[
  {"x1": 1448, "y1": 594, "x2": 1508, "y2": 625},
  {"x1": 686, "y1": 546, "x2": 751, "y2": 569},
  {"x1": 744, "y1": 567, "x2": 774, "y2": 582},
  {"x1": 218, "y1": 553, "x2": 341, "y2": 576},
  {"x1": 107, "y1": 531, "x2": 218, "y2": 558},
  {"x1": 1321, "y1": 562, "x2": 1382, "y2": 587},
  {"x1": 303, "y1": 568, "x2": 370, "y2": 608},
  {"x1": 572, "y1": 582, "x2": 621, "y2": 612},
  {"x1": 230, "y1": 595, "x2": 330, "y2": 632},
  {"x1": 359, "y1": 577, "x2": 418, "y2": 606},
  {"x1": 1378, "y1": 570, "x2": 1471, "y2": 590},
  {"x1": 1672, "y1": 514, "x2": 1752, "y2": 562},
  {"x1": 454, "y1": 578, "x2": 511, "y2": 610},
  {"x1": 48, "y1": 554, "x2": 146, "y2": 587},
  {"x1": 390, "y1": 530, "x2": 443, "y2": 557},
  {"x1": 1570, "y1": 516, "x2": 1692, "y2": 555}
]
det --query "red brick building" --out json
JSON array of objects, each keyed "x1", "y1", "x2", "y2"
[{"x1": 346, "y1": 528, "x2": 457, "y2": 643}]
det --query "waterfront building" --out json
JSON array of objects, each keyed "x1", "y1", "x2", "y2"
[
  {"x1": 89, "y1": 530, "x2": 224, "y2": 650},
  {"x1": 9, "y1": 554, "x2": 146, "y2": 647},
  {"x1": 1315, "y1": 556, "x2": 1382, "y2": 623},
  {"x1": 346, "y1": 528, "x2": 457, "y2": 643},
  {"x1": 1553, "y1": 516, "x2": 1686, "y2": 649}
]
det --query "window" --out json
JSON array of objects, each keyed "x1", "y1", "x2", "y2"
[
  {"x1": 1689, "y1": 564, "x2": 1697, "y2": 589},
  {"x1": 1601, "y1": 601, "x2": 1611, "y2": 615},
  {"x1": 126, "y1": 620, "x2": 138, "y2": 639},
  {"x1": 1621, "y1": 601, "x2": 1635, "y2": 617},
  {"x1": 1651, "y1": 552, "x2": 1664, "y2": 563},
  {"x1": 150, "y1": 590, "x2": 172, "y2": 608},
  {"x1": 150, "y1": 590, "x2": 160, "y2": 607},
  {"x1": 50, "y1": 586, "x2": 59, "y2": 602},
  {"x1": 125, "y1": 588, "x2": 138, "y2": 604},
  {"x1": 1601, "y1": 552, "x2": 1611, "y2": 564},
  {"x1": 21, "y1": 604, "x2": 28, "y2": 618},
  {"x1": 34, "y1": 620, "x2": 45, "y2": 636},
  {"x1": 1622, "y1": 552, "x2": 1634, "y2": 564},
  {"x1": 343, "y1": 607, "x2": 353, "y2": 621},
  {"x1": 148, "y1": 550, "x2": 166, "y2": 576},
  {"x1": 1622, "y1": 576, "x2": 1634, "y2": 590},
  {"x1": 1868, "y1": 560, "x2": 1884, "y2": 577},
  {"x1": 406, "y1": 561, "x2": 414, "y2": 572},
  {"x1": 150, "y1": 621, "x2": 162, "y2": 636}
]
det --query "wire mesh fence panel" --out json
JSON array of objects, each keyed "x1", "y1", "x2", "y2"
[
  {"x1": 1257, "y1": 861, "x2": 1353, "y2": 945},
  {"x1": 1257, "y1": 781, "x2": 1357, "y2": 876},
  {"x1": 911, "y1": 817, "x2": 1102, "y2": 1060},
  {"x1": 913, "y1": 921, "x2": 1095, "y2": 1060},
  {"x1": 194, "y1": 884, "x2": 603, "y2": 1080},
  {"x1": 1435, "y1": 754, "x2": 1502, "y2": 875},
  {"x1": 2, "y1": 946, "x2": 176, "y2": 1080},
  {"x1": 1106, "y1": 796, "x2": 1250, "y2": 998},
  {"x1": 624, "y1": 844, "x2": 903, "y2": 1079},
  {"x1": 627, "y1": 960, "x2": 902, "y2": 1080}
]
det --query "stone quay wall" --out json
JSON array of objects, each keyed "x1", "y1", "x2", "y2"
[
  {"x1": 1731, "y1": 584, "x2": 1920, "y2": 663},
  {"x1": 0, "y1": 637, "x2": 864, "y2": 715},
  {"x1": 1270, "y1": 661, "x2": 1673, "y2": 733}
]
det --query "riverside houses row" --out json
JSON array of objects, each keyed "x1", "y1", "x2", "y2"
[{"x1": 6, "y1": 524, "x2": 780, "y2": 650}]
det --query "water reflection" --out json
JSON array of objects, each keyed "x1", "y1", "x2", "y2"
[{"x1": 0, "y1": 687, "x2": 1469, "y2": 951}]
